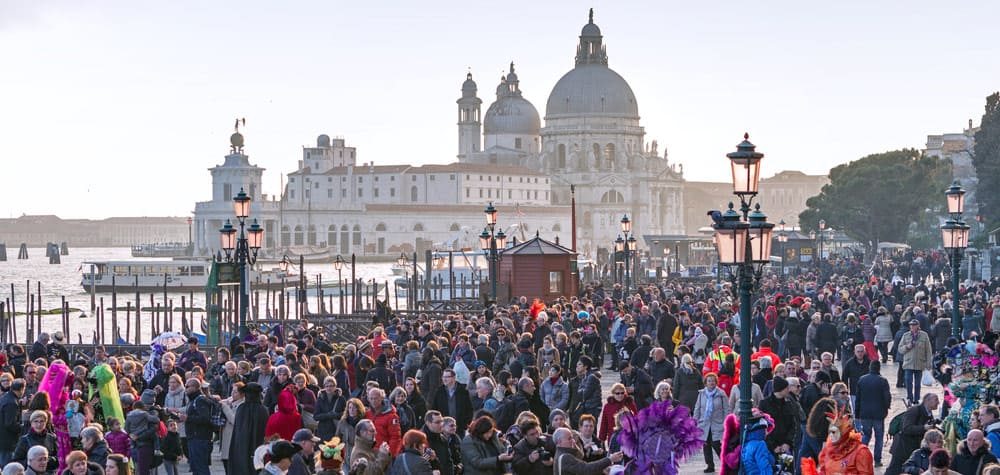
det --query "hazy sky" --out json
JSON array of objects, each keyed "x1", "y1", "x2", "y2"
[{"x1": 1, "y1": 1, "x2": 997, "y2": 219}]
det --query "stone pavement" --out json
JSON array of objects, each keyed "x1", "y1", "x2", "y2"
[{"x1": 173, "y1": 359, "x2": 915, "y2": 474}]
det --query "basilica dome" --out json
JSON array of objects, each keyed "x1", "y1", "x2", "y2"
[
  {"x1": 545, "y1": 11, "x2": 639, "y2": 120},
  {"x1": 545, "y1": 64, "x2": 638, "y2": 119},
  {"x1": 483, "y1": 64, "x2": 541, "y2": 136}
]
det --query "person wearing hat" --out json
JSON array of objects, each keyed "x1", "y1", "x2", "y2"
[
  {"x1": 262, "y1": 440, "x2": 302, "y2": 475},
  {"x1": 46, "y1": 332, "x2": 69, "y2": 363},
  {"x1": 229, "y1": 383, "x2": 269, "y2": 475},
  {"x1": 178, "y1": 337, "x2": 208, "y2": 373},
  {"x1": 287, "y1": 429, "x2": 320, "y2": 475},
  {"x1": 757, "y1": 376, "x2": 803, "y2": 455},
  {"x1": 899, "y1": 318, "x2": 933, "y2": 405}
]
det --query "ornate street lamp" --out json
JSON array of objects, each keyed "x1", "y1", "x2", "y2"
[
  {"x1": 711, "y1": 133, "x2": 772, "y2": 435},
  {"x1": 777, "y1": 220, "x2": 788, "y2": 276},
  {"x1": 480, "y1": 202, "x2": 506, "y2": 303},
  {"x1": 617, "y1": 214, "x2": 637, "y2": 296},
  {"x1": 217, "y1": 187, "x2": 262, "y2": 340},
  {"x1": 942, "y1": 181, "x2": 969, "y2": 339}
]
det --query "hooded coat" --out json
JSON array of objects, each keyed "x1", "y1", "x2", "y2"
[
  {"x1": 740, "y1": 419, "x2": 775, "y2": 475},
  {"x1": 228, "y1": 384, "x2": 269, "y2": 475},
  {"x1": 597, "y1": 395, "x2": 637, "y2": 443},
  {"x1": 266, "y1": 388, "x2": 303, "y2": 441}
]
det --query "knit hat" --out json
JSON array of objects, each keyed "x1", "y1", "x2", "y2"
[
  {"x1": 140, "y1": 389, "x2": 156, "y2": 407},
  {"x1": 549, "y1": 409, "x2": 568, "y2": 425},
  {"x1": 772, "y1": 376, "x2": 789, "y2": 393}
]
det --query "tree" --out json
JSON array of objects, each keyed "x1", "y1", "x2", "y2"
[
  {"x1": 799, "y1": 149, "x2": 951, "y2": 260},
  {"x1": 973, "y1": 92, "x2": 1000, "y2": 224}
]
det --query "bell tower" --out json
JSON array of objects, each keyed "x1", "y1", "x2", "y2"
[{"x1": 457, "y1": 71, "x2": 482, "y2": 160}]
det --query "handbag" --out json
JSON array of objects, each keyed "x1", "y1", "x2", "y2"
[
  {"x1": 922, "y1": 369, "x2": 934, "y2": 386},
  {"x1": 302, "y1": 410, "x2": 319, "y2": 431}
]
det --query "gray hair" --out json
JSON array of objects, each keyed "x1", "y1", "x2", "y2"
[
  {"x1": 516, "y1": 377, "x2": 533, "y2": 392},
  {"x1": 26, "y1": 445, "x2": 47, "y2": 461},
  {"x1": 1, "y1": 462, "x2": 24, "y2": 475},
  {"x1": 552, "y1": 427, "x2": 573, "y2": 445},
  {"x1": 81, "y1": 426, "x2": 103, "y2": 442},
  {"x1": 476, "y1": 377, "x2": 495, "y2": 392},
  {"x1": 356, "y1": 418, "x2": 374, "y2": 434}
]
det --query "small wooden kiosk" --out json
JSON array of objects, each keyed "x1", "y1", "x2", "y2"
[{"x1": 498, "y1": 235, "x2": 576, "y2": 302}]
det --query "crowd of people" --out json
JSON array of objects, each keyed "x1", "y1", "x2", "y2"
[{"x1": 0, "y1": 249, "x2": 997, "y2": 474}]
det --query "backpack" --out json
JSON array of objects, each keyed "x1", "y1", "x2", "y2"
[
  {"x1": 493, "y1": 396, "x2": 517, "y2": 432},
  {"x1": 205, "y1": 397, "x2": 226, "y2": 431},
  {"x1": 888, "y1": 411, "x2": 905, "y2": 437}
]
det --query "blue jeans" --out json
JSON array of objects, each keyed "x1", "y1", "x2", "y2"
[
  {"x1": 187, "y1": 439, "x2": 212, "y2": 475},
  {"x1": 904, "y1": 369, "x2": 922, "y2": 402},
  {"x1": 0, "y1": 451, "x2": 12, "y2": 467},
  {"x1": 859, "y1": 418, "x2": 885, "y2": 464}
]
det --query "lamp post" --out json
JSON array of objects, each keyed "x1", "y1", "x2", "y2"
[
  {"x1": 333, "y1": 255, "x2": 346, "y2": 313},
  {"x1": 778, "y1": 220, "x2": 787, "y2": 276},
  {"x1": 711, "y1": 133, "x2": 773, "y2": 435},
  {"x1": 479, "y1": 202, "x2": 507, "y2": 303},
  {"x1": 942, "y1": 181, "x2": 970, "y2": 339},
  {"x1": 818, "y1": 219, "x2": 826, "y2": 284},
  {"x1": 218, "y1": 187, "x2": 263, "y2": 340},
  {"x1": 618, "y1": 214, "x2": 636, "y2": 297}
]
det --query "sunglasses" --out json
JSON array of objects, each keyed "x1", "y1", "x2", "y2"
[
  {"x1": 613, "y1": 392, "x2": 625, "y2": 396},
  {"x1": 839, "y1": 391, "x2": 849, "y2": 395}
]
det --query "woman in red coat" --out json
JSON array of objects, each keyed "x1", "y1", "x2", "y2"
[
  {"x1": 265, "y1": 387, "x2": 302, "y2": 441},
  {"x1": 598, "y1": 383, "x2": 638, "y2": 442}
]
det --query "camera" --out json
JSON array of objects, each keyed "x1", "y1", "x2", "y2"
[{"x1": 536, "y1": 448, "x2": 552, "y2": 461}]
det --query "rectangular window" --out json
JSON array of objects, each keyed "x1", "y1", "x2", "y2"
[
  {"x1": 328, "y1": 189, "x2": 333, "y2": 198},
  {"x1": 223, "y1": 183, "x2": 232, "y2": 201},
  {"x1": 374, "y1": 188, "x2": 380, "y2": 197},
  {"x1": 412, "y1": 175, "x2": 417, "y2": 181},
  {"x1": 450, "y1": 174, "x2": 455, "y2": 180},
  {"x1": 549, "y1": 271, "x2": 563, "y2": 293},
  {"x1": 290, "y1": 190, "x2": 296, "y2": 199},
  {"x1": 358, "y1": 188, "x2": 363, "y2": 197},
  {"x1": 375, "y1": 177, "x2": 379, "y2": 182},
  {"x1": 515, "y1": 138, "x2": 522, "y2": 149},
  {"x1": 328, "y1": 177, "x2": 332, "y2": 182},
  {"x1": 314, "y1": 182, "x2": 319, "y2": 189},
  {"x1": 466, "y1": 188, "x2": 470, "y2": 198},
  {"x1": 508, "y1": 190, "x2": 512, "y2": 199},
  {"x1": 341, "y1": 189, "x2": 346, "y2": 198},
  {"x1": 390, "y1": 188, "x2": 396, "y2": 197},
  {"x1": 391, "y1": 176, "x2": 395, "y2": 181},
  {"x1": 430, "y1": 175, "x2": 436, "y2": 181},
  {"x1": 479, "y1": 189, "x2": 483, "y2": 198},
  {"x1": 305, "y1": 190, "x2": 310, "y2": 199},
  {"x1": 358, "y1": 177, "x2": 363, "y2": 183}
]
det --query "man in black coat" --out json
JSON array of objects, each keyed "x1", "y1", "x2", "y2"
[
  {"x1": 841, "y1": 344, "x2": 871, "y2": 403},
  {"x1": 228, "y1": 383, "x2": 269, "y2": 475},
  {"x1": 814, "y1": 315, "x2": 840, "y2": 360},
  {"x1": 431, "y1": 369, "x2": 473, "y2": 435},
  {"x1": 799, "y1": 371, "x2": 831, "y2": 418},
  {"x1": 758, "y1": 377, "x2": 801, "y2": 454},
  {"x1": 645, "y1": 347, "x2": 675, "y2": 385},
  {"x1": 854, "y1": 361, "x2": 891, "y2": 467},
  {"x1": 423, "y1": 411, "x2": 457, "y2": 475},
  {"x1": 619, "y1": 361, "x2": 653, "y2": 409},
  {"x1": 885, "y1": 392, "x2": 938, "y2": 475},
  {"x1": 951, "y1": 430, "x2": 999, "y2": 474},
  {"x1": 656, "y1": 312, "x2": 678, "y2": 357},
  {"x1": 0, "y1": 380, "x2": 24, "y2": 465}
]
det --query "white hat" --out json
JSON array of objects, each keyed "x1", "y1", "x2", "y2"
[{"x1": 53, "y1": 331, "x2": 65, "y2": 342}]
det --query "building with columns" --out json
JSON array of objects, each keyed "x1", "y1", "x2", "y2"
[{"x1": 191, "y1": 10, "x2": 823, "y2": 266}]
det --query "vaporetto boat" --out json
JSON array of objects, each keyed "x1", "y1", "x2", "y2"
[{"x1": 80, "y1": 260, "x2": 290, "y2": 292}]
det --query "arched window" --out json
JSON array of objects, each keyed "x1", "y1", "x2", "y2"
[
  {"x1": 557, "y1": 144, "x2": 566, "y2": 169},
  {"x1": 375, "y1": 223, "x2": 387, "y2": 232},
  {"x1": 352, "y1": 224, "x2": 361, "y2": 245},
  {"x1": 449, "y1": 223, "x2": 461, "y2": 232},
  {"x1": 340, "y1": 225, "x2": 349, "y2": 253},
  {"x1": 605, "y1": 143, "x2": 616, "y2": 169},
  {"x1": 293, "y1": 225, "x2": 304, "y2": 246},
  {"x1": 593, "y1": 144, "x2": 601, "y2": 169},
  {"x1": 328, "y1": 225, "x2": 337, "y2": 246},
  {"x1": 281, "y1": 226, "x2": 290, "y2": 247},
  {"x1": 413, "y1": 223, "x2": 424, "y2": 232},
  {"x1": 307, "y1": 225, "x2": 316, "y2": 245},
  {"x1": 601, "y1": 190, "x2": 624, "y2": 204},
  {"x1": 411, "y1": 186, "x2": 418, "y2": 202}
]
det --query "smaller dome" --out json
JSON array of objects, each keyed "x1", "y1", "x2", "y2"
[
  {"x1": 484, "y1": 96, "x2": 540, "y2": 136},
  {"x1": 462, "y1": 72, "x2": 477, "y2": 93},
  {"x1": 581, "y1": 22, "x2": 601, "y2": 37},
  {"x1": 317, "y1": 134, "x2": 331, "y2": 147}
]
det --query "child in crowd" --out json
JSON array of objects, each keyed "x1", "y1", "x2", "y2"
[
  {"x1": 160, "y1": 419, "x2": 184, "y2": 475},
  {"x1": 105, "y1": 417, "x2": 131, "y2": 458}
]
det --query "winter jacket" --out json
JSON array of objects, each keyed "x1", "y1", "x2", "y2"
[
  {"x1": 419, "y1": 358, "x2": 444, "y2": 399},
  {"x1": 266, "y1": 388, "x2": 303, "y2": 441},
  {"x1": 875, "y1": 315, "x2": 894, "y2": 343},
  {"x1": 951, "y1": 439, "x2": 999, "y2": 474},
  {"x1": 388, "y1": 447, "x2": 435, "y2": 475},
  {"x1": 0, "y1": 392, "x2": 21, "y2": 452},
  {"x1": 423, "y1": 426, "x2": 457, "y2": 475},
  {"x1": 366, "y1": 402, "x2": 402, "y2": 456},
  {"x1": 740, "y1": 424, "x2": 774, "y2": 475},
  {"x1": 431, "y1": 383, "x2": 473, "y2": 437},
  {"x1": 854, "y1": 370, "x2": 891, "y2": 420},
  {"x1": 552, "y1": 446, "x2": 611, "y2": 475},
  {"x1": 219, "y1": 398, "x2": 241, "y2": 461},
  {"x1": 598, "y1": 395, "x2": 637, "y2": 442},
  {"x1": 349, "y1": 435, "x2": 392, "y2": 475},
  {"x1": 460, "y1": 433, "x2": 504, "y2": 475},
  {"x1": 314, "y1": 389, "x2": 347, "y2": 441},
  {"x1": 12, "y1": 429, "x2": 58, "y2": 472},
  {"x1": 184, "y1": 392, "x2": 217, "y2": 441},
  {"x1": 674, "y1": 366, "x2": 703, "y2": 411},
  {"x1": 123, "y1": 408, "x2": 158, "y2": 448},
  {"x1": 841, "y1": 355, "x2": 871, "y2": 395},
  {"x1": 900, "y1": 330, "x2": 934, "y2": 371},
  {"x1": 574, "y1": 371, "x2": 603, "y2": 416},
  {"x1": 693, "y1": 387, "x2": 729, "y2": 441},
  {"x1": 901, "y1": 447, "x2": 931, "y2": 474},
  {"x1": 540, "y1": 377, "x2": 569, "y2": 411}
]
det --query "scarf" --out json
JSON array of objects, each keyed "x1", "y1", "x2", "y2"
[{"x1": 703, "y1": 387, "x2": 718, "y2": 422}]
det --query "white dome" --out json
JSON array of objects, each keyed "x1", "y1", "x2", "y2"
[
  {"x1": 545, "y1": 64, "x2": 638, "y2": 119},
  {"x1": 484, "y1": 95, "x2": 540, "y2": 135}
]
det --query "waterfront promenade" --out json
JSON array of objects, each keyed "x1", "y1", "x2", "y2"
[{"x1": 181, "y1": 356, "x2": 911, "y2": 475}]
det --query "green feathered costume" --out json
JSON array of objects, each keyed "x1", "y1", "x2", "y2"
[{"x1": 90, "y1": 364, "x2": 124, "y2": 425}]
